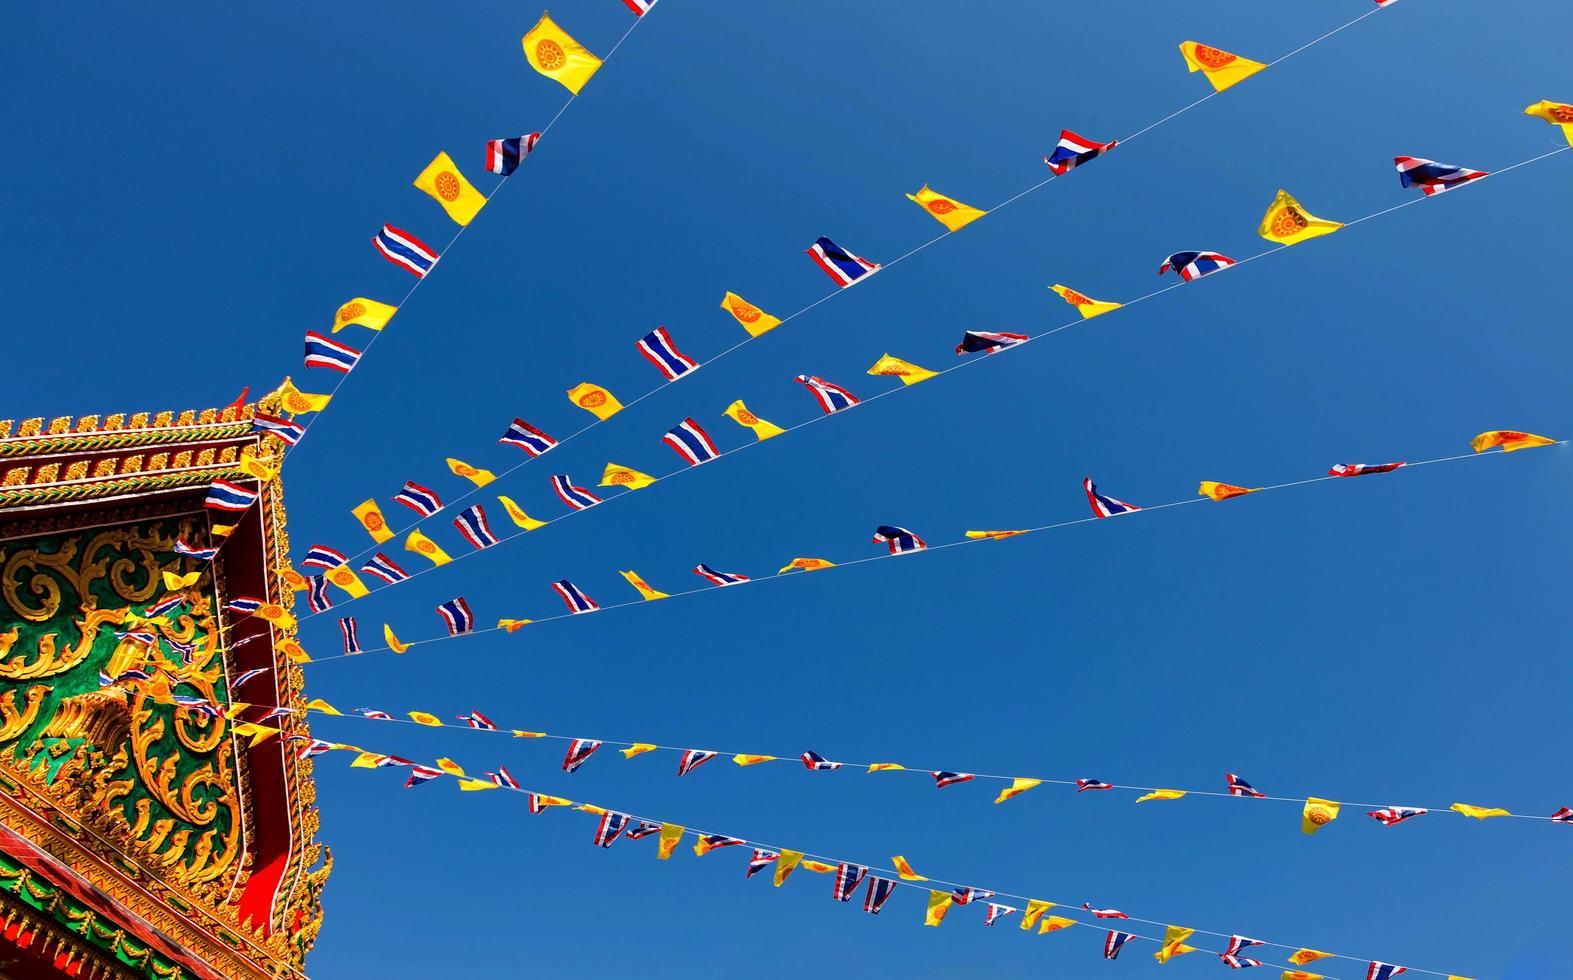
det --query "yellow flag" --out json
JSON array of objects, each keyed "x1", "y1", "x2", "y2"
[
  {"x1": 458, "y1": 778, "x2": 498, "y2": 791},
  {"x1": 383, "y1": 624, "x2": 410, "y2": 654},
  {"x1": 497, "y1": 495, "x2": 546, "y2": 531},
  {"x1": 1179, "y1": 41, "x2": 1266, "y2": 91},
  {"x1": 446, "y1": 458, "x2": 496, "y2": 487},
  {"x1": 1050, "y1": 283, "x2": 1122, "y2": 319},
  {"x1": 350, "y1": 752, "x2": 388, "y2": 769},
  {"x1": 1471, "y1": 430, "x2": 1555, "y2": 453},
  {"x1": 1039, "y1": 915, "x2": 1076, "y2": 934},
  {"x1": 513, "y1": 730, "x2": 547, "y2": 739},
  {"x1": 1258, "y1": 189, "x2": 1343, "y2": 245},
  {"x1": 891, "y1": 856, "x2": 927, "y2": 881},
  {"x1": 723, "y1": 400, "x2": 785, "y2": 440},
  {"x1": 773, "y1": 850, "x2": 803, "y2": 886},
  {"x1": 801, "y1": 860, "x2": 836, "y2": 874},
  {"x1": 1451, "y1": 803, "x2": 1510, "y2": 819},
  {"x1": 620, "y1": 743, "x2": 657, "y2": 759},
  {"x1": 231, "y1": 722, "x2": 280, "y2": 748},
  {"x1": 414, "y1": 151, "x2": 486, "y2": 226},
  {"x1": 211, "y1": 524, "x2": 234, "y2": 537},
  {"x1": 967, "y1": 529, "x2": 1028, "y2": 540},
  {"x1": 1302, "y1": 797, "x2": 1340, "y2": 834},
  {"x1": 352, "y1": 499, "x2": 395, "y2": 544},
  {"x1": 1137, "y1": 789, "x2": 1186, "y2": 803},
  {"x1": 278, "y1": 378, "x2": 331, "y2": 415},
  {"x1": 567, "y1": 382, "x2": 622, "y2": 420},
  {"x1": 405, "y1": 529, "x2": 452, "y2": 566},
  {"x1": 1524, "y1": 100, "x2": 1573, "y2": 146},
  {"x1": 1290, "y1": 949, "x2": 1333, "y2": 966},
  {"x1": 865, "y1": 763, "x2": 904, "y2": 773},
  {"x1": 281, "y1": 568, "x2": 308, "y2": 592},
  {"x1": 779, "y1": 557, "x2": 834, "y2": 573},
  {"x1": 162, "y1": 570, "x2": 200, "y2": 590},
  {"x1": 522, "y1": 13, "x2": 602, "y2": 95},
  {"x1": 331, "y1": 297, "x2": 397, "y2": 333},
  {"x1": 237, "y1": 449, "x2": 278, "y2": 482},
  {"x1": 435, "y1": 758, "x2": 465, "y2": 777},
  {"x1": 498, "y1": 618, "x2": 533, "y2": 632},
  {"x1": 655, "y1": 823, "x2": 684, "y2": 860},
  {"x1": 409, "y1": 711, "x2": 443, "y2": 727},
  {"x1": 1021, "y1": 899, "x2": 1055, "y2": 930},
  {"x1": 253, "y1": 602, "x2": 296, "y2": 629},
  {"x1": 305, "y1": 698, "x2": 341, "y2": 716},
  {"x1": 619, "y1": 570, "x2": 669, "y2": 600},
  {"x1": 1154, "y1": 926, "x2": 1197, "y2": 964},
  {"x1": 924, "y1": 890, "x2": 954, "y2": 926},
  {"x1": 732, "y1": 754, "x2": 775, "y2": 766},
  {"x1": 1283, "y1": 972, "x2": 1325, "y2": 980},
  {"x1": 995, "y1": 778, "x2": 1042, "y2": 804},
  {"x1": 536, "y1": 794, "x2": 572, "y2": 808},
  {"x1": 720, "y1": 291, "x2": 782, "y2": 337},
  {"x1": 600, "y1": 463, "x2": 656, "y2": 489},
  {"x1": 867, "y1": 353, "x2": 938, "y2": 385},
  {"x1": 577, "y1": 804, "x2": 607, "y2": 816},
  {"x1": 906, "y1": 185, "x2": 985, "y2": 232},
  {"x1": 324, "y1": 565, "x2": 369, "y2": 598},
  {"x1": 279, "y1": 638, "x2": 312, "y2": 663},
  {"x1": 225, "y1": 702, "x2": 251, "y2": 720},
  {"x1": 1199, "y1": 481, "x2": 1260, "y2": 501}
]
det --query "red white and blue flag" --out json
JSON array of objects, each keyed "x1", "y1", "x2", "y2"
[
  {"x1": 360, "y1": 553, "x2": 410, "y2": 584},
  {"x1": 1367, "y1": 963, "x2": 1407, "y2": 980},
  {"x1": 454, "y1": 505, "x2": 498, "y2": 549},
  {"x1": 1329, "y1": 462, "x2": 1405, "y2": 477},
  {"x1": 1044, "y1": 129, "x2": 1117, "y2": 175},
  {"x1": 338, "y1": 617, "x2": 361, "y2": 654},
  {"x1": 663, "y1": 417, "x2": 720, "y2": 465},
  {"x1": 393, "y1": 481, "x2": 442, "y2": 516},
  {"x1": 229, "y1": 667, "x2": 268, "y2": 690},
  {"x1": 833, "y1": 863, "x2": 867, "y2": 901},
  {"x1": 637, "y1": 326, "x2": 698, "y2": 381},
  {"x1": 562, "y1": 738, "x2": 602, "y2": 773},
  {"x1": 626, "y1": 820, "x2": 664, "y2": 840},
  {"x1": 693, "y1": 563, "x2": 749, "y2": 586},
  {"x1": 593, "y1": 811, "x2": 632, "y2": 847},
  {"x1": 1159, "y1": 250, "x2": 1236, "y2": 282},
  {"x1": 551, "y1": 475, "x2": 601, "y2": 510},
  {"x1": 1551, "y1": 806, "x2": 1573, "y2": 824},
  {"x1": 956, "y1": 330, "x2": 1029, "y2": 355},
  {"x1": 173, "y1": 539, "x2": 217, "y2": 561},
  {"x1": 303, "y1": 332, "x2": 362, "y2": 373},
  {"x1": 1367, "y1": 807, "x2": 1427, "y2": 826},
  {"x1": 1104, "y1": 931, "x2": 1136, "y2": 960},
  {"x1": 459, "y1": 710, "x2": 496, "y2": 731},
  {"x1": 1224, "y1": 936, "x2": 1265, "y2": 958},
  {"x1": 795, "y1": 374, "x2": 859, "y2": 414},
  {"x1": 696, "y1": 835, "x2": 745, "y2": 855},
  {"x1": 1084, "y1": 477, "x2": 1140, "y2": 518},
  {"x1": 952, "y1": 887, "x2": 995, "y2": 905},
  {"x1": 307, "y1": 576, "x2": 335, "y2": 611},
  {"x1": 485, "y1": 133, "x2": 540, "y2": 176},
  {"x1": 932, "y1": 771, "x2": 974, "y2": 788},
  {"x1": 984, "y1": 903, "x2": 1018, "y2": 926},
  {"x1": 806, "y1": 236, "x2": 879, "y2": 286},
  {"x1": 296, "y1": 739, "x2": 337, "y2": 759},
  {"x1": 801, "y1": 750, "x2": 841, "y2": 770},
  {"x1": 1395, "y1": 156, "x2": 1488, "y2": 196},
  {"x1": 552, "y1": 580, "x2": 599, "y2": 614},
  {"x1": 1076, "y1": 778, "x2": 1114, "y2": 792},
  {"x1": 145, "y1": 594, "x2": 186, "y2": 618},
  {"x1": 225, "y1": 597, "x2": 263, "y2": 615},
  {"x1": 1083, "y1": 903, "x2": 1127, "y2": 918},
  {"x1": 864, "y1": 876, "x2": 898, "y2": 914},
  {"x1": 404, "y1": 765, "x2": 444, "y2": 788},
  {"x1": 1227, "y1": 773, "x2": 1265, "y2": 798},
  {"x1": 436, "y1": 597, "x2": 474, "y2": 635},
  {"x1": 372, "y1": 224, "x2": 438, "y2": 278},
  {"x1": 747, "y1": 849, "x2": 779, "y2": 878},
  {"x1": 488, "y1": 766, "x2": 520, "y2": 790},
  {"x1": 500, "y1": 418, "x2": 557, "y2": 456},
  {"x1": 252, "y1": 412, "x2": 305, "y2": 446},
  {"x1": 301, "y1": 545, "x2": 348, "y2": 570},
  {"x1": 623, "y1": 0, "x2": 656, "y2": 13},
  {"x1": 873, "y1": 525, "x2": 926, "y2": 554},
  {"x1": 205, "y1": 480, "x2": 258, "y2": 512},
  {"x1": 676, "y1": 749, "x2": 717, "y2": 777},
  {"x1": 355, "y1": 708, "x2": 392, "y2": 720},
  {"x1": 1220, "y1": 954, "x2": 1263, "y2": 969}
]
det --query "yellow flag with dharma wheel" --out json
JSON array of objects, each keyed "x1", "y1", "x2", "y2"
[
  {"x1": 1136, "y1": 789, "x2": 1186, "y2": 803},
  {"x1": 404, "y1": 529, "x2": 453, "y2": 566},
  {"x1": 1179, "y1": 41, "x2": 1265, "y2": 91},
  {"x1": 619, "y1": 570, "x2": 669, "y2": 600},
  {"x1": 600, "y1": 462, "x2": 656, "y2": 489},
  {"x1": 995, "y1": 778, "x2": 1041, "y2": 803},
  {"x1": 924, "y1": 890, "x2": 954, "y2": 926},
  {"x1": 1471, "y1": 430, "x2": 1554, "y2": 453},
  {"x1": 331, "y1": 297, "x2": 397, "y2": 333},
  {"x1": 1049, "y1": 283, "x2": 1122, "y2": 319},
  {"x1": 383, "y1": 624, "x2": 410, "y2": 654},
  {"x1": 414, "y1": 151, "x2": 486, "y2": 226},
  {"x1": 278, "y1": 379, "x2": 330, "y2": 415},
  {"x1": 1258, "y1": 189, "x2": 1342, "y2": 245},
  {"x1": 253, "y1": 601, "x2": 296, "y2": 629},
  {"x1": 1199, "y1": 482, "x2": 1260, "y2": 501},
  {"x1": 522, "y1": 13, "x2": 602, "y2": 95},
  {"x1": 779, "y1": 557, "x2": 834, "y2": 573},
  {"x1": 732, "y1": 754, "x2": 775, "y2": 766},
  {"x1": 1524, "y1": 100, "x2": 1573, "y2": 147},
  {"x1": 446, "y1": 457, "x2": 496, "y2": 487},
  {"x1": 723, "y1": 400, "x2": 785, "y2": 441},
  {"x1": 324, "y1": 564, "x2": 369, "y2": 598},
  {"x1": 867, "y1": 354, "x2": 937, "y2": 385},
  {"x1": 567, "y1": 382, "x2": 622, "y2": 420},
  {"x1": 906, "y1": 185, "x2": 985, "y2": 232},
  {"x1": 719, "y1": 292, "x2": 782, "y2": 337},
  {"x1": 497, "y1": 495, "x2": 546, "y2": 531},
  {"x1": 1301, "y1": 797, "x2": 1340, "y2": 834},
  {"x1": 352, "y1": 499, "x2": 394, "y2": 543}
]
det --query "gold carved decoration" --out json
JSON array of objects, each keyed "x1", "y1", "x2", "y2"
[{"x1": 0, "y1": 685, "x2": 50, "y2": 741}]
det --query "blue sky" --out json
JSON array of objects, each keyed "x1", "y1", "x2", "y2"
[{"x1": 6, "y1": 1, "x2": 1571, "y2": 976}]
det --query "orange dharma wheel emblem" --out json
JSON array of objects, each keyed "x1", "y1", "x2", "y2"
[
  {"x1": 453, "y1": 463, "x2": 477, "y2": 477},
  {"x1": 1062, "y1": 288, "x2": 1091, "y2": 305},
  {"x1": 337, "y1": 301, "x2": 366, "y2": 323},
  {"x1": 1306, "y1": 805, "x2": 1334, "y2": 826},
  {"x1": 362, "y1": 512, "x2": 384, "y2": 532},
  {"x1": 328, "y1": 569, "x2": 351, "y2": 585},
  {"x1": 1270, "y1": 206, "x2": 1309, "y2": 238},
  {"x1": 536, "y1": 39, "x2": 567, "y2": 70},
  {"x1": 1193, "y1": 44, "x2": 1236, "y2": 69},
  {"x1": 734, "y1": 408, "x2": 760, "y2": 425},
  {"x1": 579, "y1": 390, "x2": 607, "y2": 408},
  {"x1": 926, "y1": 199, "x2": 957, "y2": 214},
  {"x1": 258, "y1": 602, "x2": 286, "y2": 620},
  {"x1": 416, "y1": 540, "x2": 436, "y2": 554},
  {"x1": 434, "y1": 172, "x2": 462, "y2": 201},
  {"x1": 731, "y1": 302, "x2": 762, "y2": 323},
  {"x1": 608, "y1": 472, "x2": 632, "y2": 484},
  {"x1": 1550, "y1": 105, "x2": 1573, "y2": 123},
  {"x1": 283, "y1": 392, "x2": 311, "y2": 412}
]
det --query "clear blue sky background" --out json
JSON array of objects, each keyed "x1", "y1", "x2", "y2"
[{"x1": 5, "y1": 2, "x2": 1571, "y2": 977}]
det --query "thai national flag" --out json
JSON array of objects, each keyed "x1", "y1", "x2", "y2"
[
  {"x1": 393, "y1": 481, "x2": 442, "y2": 516},
  {"x1": 864, "y1": 877, "x2": 898, "y2": 914},
  {"x1": 372, "y1": 224, "x2": 439, "y2": 278},
  {"x1": 1043, "y1": 129, "x2": 1117, "y2": 175},
  {"x1": 303, "y1": 331, "x2": 362, "y2": 372},
  {"x1": 662, "y1": 417, "x2": 720, "y2": 465},
  {"x1": 805, "y1": 236, "x2": 879, "y2": 287},
  {"x1": 693, "y1": 563, "x2": 749, "y2": 586},
  {"x1": 1224, "y1": 936, "x2": 1265, "y2": 957},
  {"x1": 832, "y1": 863, "x2": 867, "y2": 902},
  {"x1": 296, "y1": 739, "x2": 338, "y2": 759},
  {"x1": 1367, "y1": 806, "x2": 1427, "y2": 826},
  {"x1": 488, "y1": 766, "x2": 520, "y2": 790},
  {"x1": 1219, "y1": 954, "x2": 1263, "y2": 969},
  {"x1": 229, "y1": 667, "x2": 268, "y2": 690},
  {"x1": 459, "y1": 710, "x2": 496, "y2": 731},
  {"x1": 983, "y1": 903, "x2": 1018, "y2": 926},
  {"x1": 301, "y1": 545, "x2": 348, "y2": 570},
  {"x1": 873, "y1": 525, "x2": 926, "y2": 554},
  {"x1": 551, "y1": 475, "x2": 602, "y2": 511},
  {"x1": 173, "y1": 539, "x2": 217, "y2": 561},
  {"x1": 932, "y1": 770, "x2": 974, "y2": 788},
  {"x1": 801, "y1": 750, "x2": 841, "y2": 770},
  {"x1": 552, "y1": 580, "x2": 599, "y2": 614},
  {"x1": 1550, "y1": 806, "x2": 1573, "y2": 824},
  {"x1": 339, "y1": 617, "x2": 361, "y2": 654},
  {"x1": 676, "y1": 749, "x2": 717, "y2": 777},
  {"x1": 1076, "y1": 778, "x2": 1113, "y2": 792},
  {"x1": 1084, "y1": 477, "x2": 1140, "y2": 518},
  {"x1": 225, "y1": 597, "x2": 263, "y2": 614},
  {"x1": 623, "y1": 0, "x2": 656, "y2": 13},
  {"x1": 1395, "y1": 156, "x2": 1488, "y2": 196},
  {"x1": 956, "y1": 330, "x2": 1029, "y2": 355},
  {"x1": 145, "y1": 594, "x2": 186, "y2": 617},
  {"x1": 562, "y1": 737, "x2": 602, "y2": 773},
  {"x1": 114, "y1": 629, "x2": 159, "y2": 646},
  {"x1": 172, "y1": 695, "x2": 222, "y2": 718},
  {"x1": 453, "y1": 505, "x2": 498, "y2": 549},
  {"x1": 436, "y1": 597, "x2": 474, "y2": 635},
  {"x1": 1226, "y1": 772, "x2": 1265, "y2": 798},
  {"x1": 499, "y1": 418, "x2": 557, "y2": 456},
  {"x1": 1366, "y1": 963, "x2": 1407, "y2": 980},
  {"x1": 204, "y1": 479, "x2": 258, "y2": 512},
  {"x1": 485, "y1": 133, "x2": 540, "y2": 176},
  {"x1": 747, "y1": 849, "x2": 779, "y2": 878},
  {"x1": 637, "y1": 326, "x2": 698, "y2": 381},
  {"x1": 404, "y1": 765, "x2": 445, "y2": 788},
  {"x1": 1083, "y1": 903, "x2": 1128, "y2": 918},
  {"x1": 951, "y1": 886, "x2": 995, "y2": 905},
  {"x1": 593, "y1": 811, "x2": 632, "y2": 847},
  {"x1": 252, "y1": 412, "x2": 305, "y2": 446},
  {"x1": 355, "y1": 708, "x2": 393, "y2": 720},
  {"x1": 306, "y1": 575, "x2": 332, "y2": 612},
  {"x1": 626, "y1": 820, "x2": 664, "y2": 840},
  {"x1": 794, "y1": 374, "x2": 859, "y2": 414},
  {"x1": 1328, "y1": 462, "x2": 1405, "y2": 477},
  {"x1": 360, "y1": 553, "x2": 410, "y2": 584},
  {"x1": 1104, "y1": 932, "x2": 1136, "y2": 960},
  {"x1": 1159, "y1": 250, "x2": 1236, "y2": 282}
]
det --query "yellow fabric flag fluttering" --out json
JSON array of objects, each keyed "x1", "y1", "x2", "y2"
[
  {"x1": 1301, "y1": 797, "x2": 1341, "y2": 834},
  {"x1": 619, "y1": 570, "x2": 669, "y2": 600},
  {"x1": 620, "y1": 744, "x2": 657, "y2": 759},
  {"x1": 498, "y1": 618, "x2": 532, "y2": 632},
  {"x1": 1199, "y1": 482, "x2": 1261, "y2": 501},
  {"x1": 1039, "y1": 916, "x2": 1077, "y2": 934},
  {"x1": 773, "y1": 850, "x2": 804, "y2": 886},
  {"x1": 924, "y1": 890, "x2": 954, "y2": 927},
  {"x1": 237, "y1": 449, "x2": 278, "y2": 483},
  {"x1": 281, "y1": 568, "x2": 308, "y2": 592},
  {"x1": 1283, "y1": 972, "x2": 1326, "y2": 980},
  {"x1": 459, "y1": 778, "x2": 498, "y2": 791},
  {"x1": 1258, "y1": 189, "x2": 1343, "y2": 245},
  {"x1": 232, "y1": 722, "x2": 281, "y2": 748},
  {"x1": 331, "y1": 297, "x2": 397, "y2": 333},
  {"x1": 405, "y1": 529, "x2": 452, "y2": 566},
  {"x1": 779, "y1": 557, "x2": 834, "y2": 573},
  {"x1": 351, "y1": 752, "x2": 389, "y2": 769},
  {"x1": 352, "y1": 499, "x2": 395, "y2": 544},
  {"x1": 1179, "y1": 41, "x2": 1266, "y2": 91},
  {"x1": 1020, "y1": 899, "x2": 1055, "y2": 930},
  {"x1": 162, "y1": 570, "x2": 200, "y2": 590},
  {"x1": 655, "y1": 824, "x2": 684, "y2": 860},
  {"x1": 600, "y1": 463, "x2": 656, "y2": 489},
  {"x1": 995, "y1": 778, "x2": 1042, "y2": 804},
  {"x1": 435, "y1": 758, "x2": 465, "y2": 777},
  {"x1": 1290, "y1": 949, "x2": 1333, "y2": 966},
  {"x1": 305, "y1": 698, "x2": 341, "y2": 716},
  {"x1": 414, "y1": 151, "x2": 486, "y2": 226},
  {"x1": 1451, "y1": 803, "x2": 1511, "y2": 819},
  {"x1": 522, "y1": 13, "x2": 602, "y2": 95},
  {"x1": 1050, "y1": 283, "x2": 1122, "y2": 319},
  {"x1": 1471, "y1": 430, "x2": 1555, "y2": 453},
  {"x1": 1524, "y1": 100, "x2": 1573, "y2": 147},
  {"x1": 801, "y1": 860, "x2": 836, "y2": 874},
  {"x1": 446, "y1": 458, "x2": 496, "y2": 487},
  {"x1": 383, "y1": 624, "x2": 410, "y2": 654},
  {"x1": 733, "y1": 754, "x2": 775, "y2": 766},
  {"x1": 967, "y1": 529, "x2": 1028, "y2": 540},
  {"x1": 867, "y1": 353, "x2": 938, "y2": 385},
  {"x1": 891, "y1": 856, "x2": 927, "y2": 881},
  {"x1": 723, "y1": 400, "x2": 785, "y2": 441},
  {"x1": 567, "y1": 382, "x2": 622, "y2": 420},
  {"x1": 252, "y1": 602, "x2": 296, "y2": 629},
  {"x1": 720, "y1": 292, "x2": 782, "y2": 337},
  {"x1": 409, "y1": 712, "x2": 443, "y2": 727},
  {"x1": 278, "y1": 378, "x2": 331, "y2": 415},
  {"x1": 906, "y1": 185, "x2": 986, "y2": 232},
  {"x1": 279, "y1": 638, "x2": 312, "y2": 664},
  {"x1": 324, "y1": 565, "x2": 369, "y2": 598},
  {"x1": 497, "y1": 496, "x2": 546, "y2": 531},
  {"x1": 867, "y1": 763, "x2": 905, "y2": 772},
  {"x1": 1154, "y1": 925, "x2": 1197, "y2": 964},
  {"x1": 1137, "y1": 789, "x2": 1187, "y2": 803}
]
